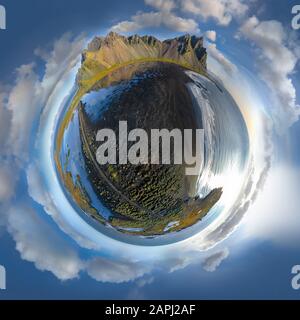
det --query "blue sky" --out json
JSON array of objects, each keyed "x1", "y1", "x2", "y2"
[{"x1": 0, "y1": 0, "x2": 300, "y2": 300}]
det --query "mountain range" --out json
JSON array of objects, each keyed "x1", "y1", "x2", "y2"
[{"x1": 77, "y1": 32, "x2": 207, "y2": 84}]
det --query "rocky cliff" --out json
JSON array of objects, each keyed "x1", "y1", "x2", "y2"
[{"x1": 77, "y1": 32, "x2": 207, "y2": 85}]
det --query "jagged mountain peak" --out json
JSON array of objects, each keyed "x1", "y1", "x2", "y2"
[{"x1": 79, "y1": 32, "x2": 207, "y2": 84}]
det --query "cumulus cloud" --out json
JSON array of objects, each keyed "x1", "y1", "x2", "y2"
[
  {"x1": 206, "y1": 30, "x2": 217, "y2": 42},
  {"x1": 7, "y1": 63, "x2": 41, "y2": 160},
  {"x1": 18, "y1": 162, "x2": 155, "y2": 283},
  {"x1": 26, "y1": 163, "x2": 100, "y2": 251},
  {"x1": 112, "y1": 11, "x2": 199, "y2": 33},
  {"x1": 7, "y1": 205, "x2": 84, "y2": 280},
  {"x1": 111, "y1": 0, "x2": 199, "y2": 33},
  {"x1": 207, "y1": 42, "x2": 237, "y2": 74},
  {"x1": 181, "y1": 0, "x2": 248, "y2": 26},
  {"x1": 112, "y1": 0, "x2": 251, "y2": 32},
  {"x1": 137, "y1": 275, "x2": 155, "y2": 287},
  {"x1": 0, "y1": 88, "x2": 11, "y2": 153},
  {"x1": 5, "y1": 162, "x2": 151, "y2": 283},
  {"x1": 145, "y1": 0, "x2": 176, "y2": 12},
  {"x1": 0, "y1": 33, "x2": 89, "y2": 280},
  {"x1": 0, "y1": 163, "x2": 18, "y2": 202},
  {"x1": 0, "y1": 32, "x2": 86, "y2": 180},
  {"x1": 10, "y1": 202, "x2": 153, "y2": 283},
  {"x1": 111, "y1": 20, "x2": 141, "y2": 33},
  {"x1": 202, "y1": 248, "x2": 229, "y2": 272},
  {"x1": 87, "y1": 258, "x2": 150, "y2": 283},
  {"x1": 1, "y1": 33, "x2": 86, "y2": 163},
  {"x1": 239, "y1": 16, "x2": 300, "y2": 130}
]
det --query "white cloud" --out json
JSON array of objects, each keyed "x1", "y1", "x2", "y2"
[
  {"x1": 7, "y1": 205, "x2": 84, "y2": 280},
  {"x1": 0, "y1": 88, "x2": 11, "y2": 153},
  {"x1": 112, "y1": 11, "x2": 199, "y2": 33},
  {"x1": 7, "y1": 63, "x2": 40, "y2": 160},
  {"x1": 9, "y1": 163, "x2": 152, "y2": 283},
  {"x1": 0, "y1": 32, "x2": 86, "y2": 175},
  {"x1": 26, "y1": 163, "x2": 100, "y2": 251},
  {"x1": 207, "y1": 42, "x2": 237, "y2": 74},
  {"x1": 137, "y1": 275, "x2": 154, "y2": 287},
  {"x1": 239, "y1": 16, "x2": 300, "y2": 130},
  {"x1": 111, "y1": 0, "x2": 199, "y2": 33},
  {"x1": 206, "y1": 30, "x2": 217, "y2": 42},
  {"x1": 3, "y1": 33, "x2": 86, "y2": 162},
  {"x1": 112, "y1": 0, "x2": 250, "y2": 32},
  {"x1": 181, "y1": 0, "x2": 248, "y2": 26},
  {"x1": 111, "y1": 20, "x2": 141, "y2": 33},
  {"x1": 145, "y1": 0, "x2": 176, "y2": 12},
  {"x1": 202, "y1": 248, "x2": 229, "y2": 272},
  {"x1": 0, "y1": 163, "x2": 18, "y2": 202},
  {"x1": 162, "y1": 12, "x2": 199, "y2": 33},
  {"x1": 0, "y1": 33, "x2": 90, "y2": 281},
  {"x1": 39, "y1": 33, "x2": 87, "y2": 92},
  {"x1": 168, "y1": 257, "x2": 191, "y2": 273},
  {"x1": 87, "y1": 258, "x2": 149, "y2": 283}
]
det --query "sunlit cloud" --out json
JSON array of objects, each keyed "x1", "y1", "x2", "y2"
[
  {"x1": 202, "y1": 247, "x2": 229, "y2": 272},
  {"x1": 205, "y1": 30, "x2": 217, "y2": 42},
  {"x1": 7, "y1": 205, "x2": 84, "y2": 280},
  {"x1": 111, "y1": 0, "x2": 199, "y2": 33},
  {"x1": 238, "y1": 16, "x2": 300, "y2": 130},
  {"x1": 180, "y1": 0, "x2": 248, "y2": 26},
  {"x1": 207, "y1": 42, "x2": 237, "y2": 75}
]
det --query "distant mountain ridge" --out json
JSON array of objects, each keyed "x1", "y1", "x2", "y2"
[{"x1": 77, "y1": 32, "x2": 207, "y2": 84}]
